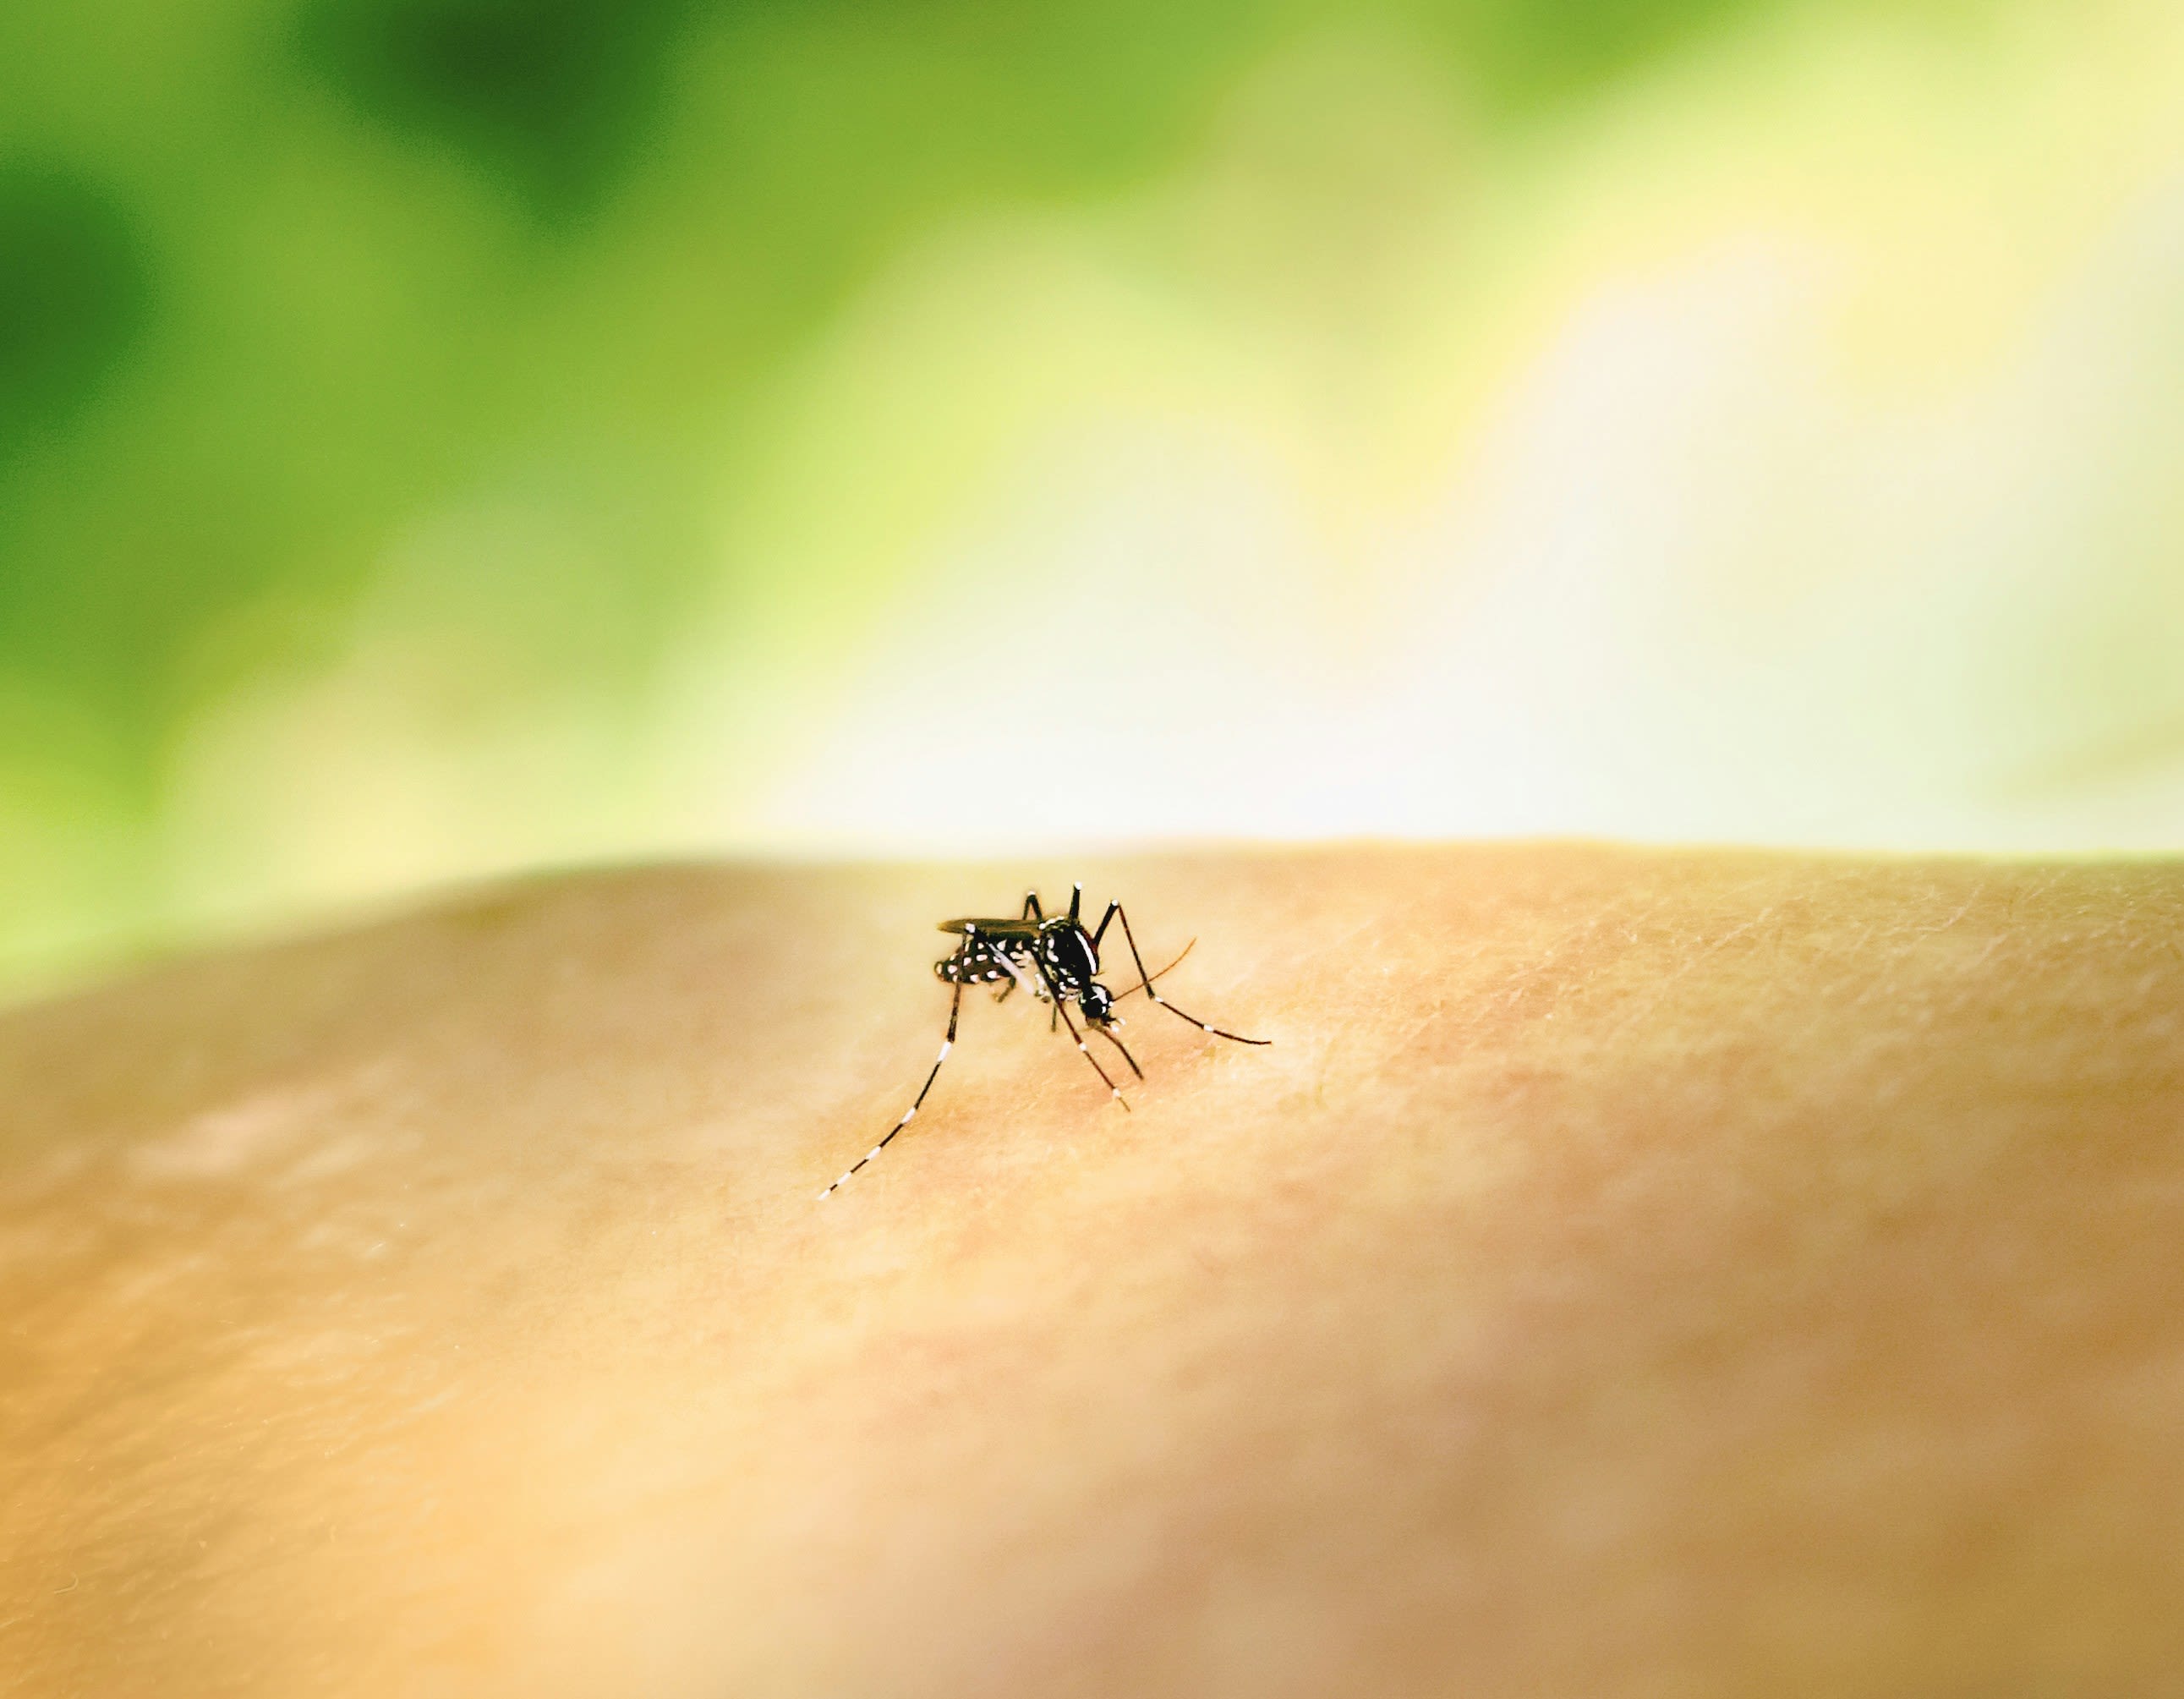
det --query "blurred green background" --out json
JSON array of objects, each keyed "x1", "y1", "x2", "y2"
[{"x1": 5, "y1": 0, "x2": 2184, "y2": 997}]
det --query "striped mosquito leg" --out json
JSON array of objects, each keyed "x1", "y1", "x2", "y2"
[
  {"x1": 1031, "y1": 953, "x2": 1130, "y2": 1110},
  {"x1": 1105, "y1": 903, "x2": 1270, "y2": 1046},
  {"x1": 1092, "y1": 1022, "x2": 1143, "y2": 1080},
  {"x1": 818, "y1": 940, "x2": 969, "y2": 1201}
]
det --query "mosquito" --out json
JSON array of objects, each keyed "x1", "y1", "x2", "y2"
[{"x1": 818, "y1": 885, "x2": 1268, "y2": 1200}]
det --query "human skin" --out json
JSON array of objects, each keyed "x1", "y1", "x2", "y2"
[{"x1": 3, "y1": 846, "x2": 2183, "y2": 1696}]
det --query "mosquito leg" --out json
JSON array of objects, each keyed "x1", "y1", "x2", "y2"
[
  {"x1": 1106, "y1": 905, "x2": 1270, "y2": 1046},
  {"x1": 1021, "y1": 891, "x2": 1044, "y2": 921},
  {"x1": 1026, "y1": 951, "x2": 1130, "y2": 1110},
  {"x1": 1092, "y1": 1022, "x2": 1144, "y2": 1080},
  {"x1": 819, "y1": 934, "x2": 972, "y2": 1200}
]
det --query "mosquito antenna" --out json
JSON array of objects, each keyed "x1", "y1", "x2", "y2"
[
  {"x1": 1109, "y1": 906, "x2": 1270, "y2": 1046},
  {"x1": 1113, "y1": 938, "x2": 1196, "y2": 1001}
]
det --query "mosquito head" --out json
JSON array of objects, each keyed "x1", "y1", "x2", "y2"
[{"x1": 1080, "y1": 981, "x2": 1118, "y2": 1027}]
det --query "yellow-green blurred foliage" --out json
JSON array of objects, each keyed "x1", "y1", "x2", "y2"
[{"x1": 4, "y1": 0, "x2": 2184, "y2": 994}]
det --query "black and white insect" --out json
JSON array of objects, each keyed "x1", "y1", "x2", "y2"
[{"x1": 818, "y1": 885, "x2": 1268, "y2": 1200}]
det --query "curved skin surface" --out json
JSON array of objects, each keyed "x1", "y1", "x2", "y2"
[{"x1": 4, "y1": 846, "x2": 2184, "y2": 1696}]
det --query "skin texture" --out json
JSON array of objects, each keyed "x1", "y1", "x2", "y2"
[{"x1": 3, "y1": 845, "x2": 2184, "y2": 1696}]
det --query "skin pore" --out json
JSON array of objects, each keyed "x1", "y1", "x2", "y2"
[{"x1": 4, "y1": 845, "x2": 2184, "y2": 1696}]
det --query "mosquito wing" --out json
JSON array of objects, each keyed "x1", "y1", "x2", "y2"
[{"x1": 938, "y1": 917, "x2": 1040, "y2": 939}]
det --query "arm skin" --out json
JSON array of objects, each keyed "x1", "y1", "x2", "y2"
[{"x1": 4, "y1": 846, "x2": 2184, "y2": 1696}]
